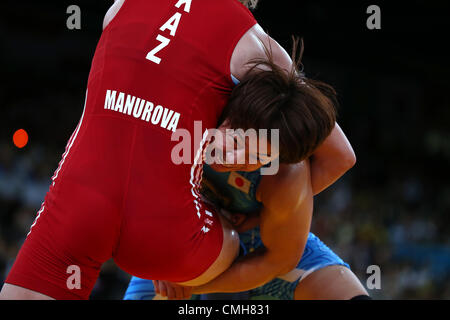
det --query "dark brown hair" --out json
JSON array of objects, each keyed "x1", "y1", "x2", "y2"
[{"x1": 219, "y1": 38, "x2": 338, "y2": 164}]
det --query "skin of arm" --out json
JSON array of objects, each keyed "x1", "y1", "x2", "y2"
[
  {"x1": 309, "y1": 123, "x2": 356, "y2": 195},
  {"x1": 191, "y1": 161, "x2": 313, "y2": 294},
  {"x1": 231, "y1": 25, "x2": 356, "y2": 197}
]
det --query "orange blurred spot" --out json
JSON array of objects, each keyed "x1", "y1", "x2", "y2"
[{"x1": 13, "y1": 129, "x2": 29, "y2": 148}]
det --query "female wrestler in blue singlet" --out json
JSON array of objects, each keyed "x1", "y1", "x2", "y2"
[{"x1": 122, "y1": 13, "x2": 369, "y2": 298}]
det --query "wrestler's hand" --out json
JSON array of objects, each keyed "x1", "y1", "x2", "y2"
[{"x1": 153, "y1": 280, "x2": 193, "y2": 300}]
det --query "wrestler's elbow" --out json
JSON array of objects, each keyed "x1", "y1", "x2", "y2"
[
  {"x1": 335, "y1": 143, "x2": 356, "y2": 174},
  {"x1": 284, "y1": 261, "x2": 299, "y2": 276},
  {"x1": 279, "y1": 257, "x2": 301, "y2": 276},
  {"x1": 271, "y1": 249, "x2": 303, "y2": 276},
  {"x1": 343, "y1": 147, "x2": 357, "y2": 171}
]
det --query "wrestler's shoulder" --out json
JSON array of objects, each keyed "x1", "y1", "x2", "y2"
[{"x1": 231, "y1": 24, "x2": 293, "y2": 79}]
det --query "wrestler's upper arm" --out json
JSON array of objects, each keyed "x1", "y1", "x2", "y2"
[
  {"x1": 257, "y1": 163, "x2": 313, "y2": 274},
  {"x1": 230, "y1": 24, "x2": 294, "y2": 80}
]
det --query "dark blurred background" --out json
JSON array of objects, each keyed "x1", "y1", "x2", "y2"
[{"x1": 1, "y1": 0, "x2": 449, "y2": 299}]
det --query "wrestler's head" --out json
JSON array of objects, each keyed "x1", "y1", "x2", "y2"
[{"x1": 210, "y1": 40, "x2": 337, "y2": 172}]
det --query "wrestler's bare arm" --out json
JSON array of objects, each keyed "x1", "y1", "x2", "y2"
[
  {"x1": 309, "y1": 123, "x2": 356, "y2": 194},
  {"x1": 191, "y1": 161, "x2": 313, "y2": 294},
  {"x1": 230, "y1": 25, "x2": 356, "y2": 195}
]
